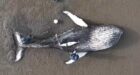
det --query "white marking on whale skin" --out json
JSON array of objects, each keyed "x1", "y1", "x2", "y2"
[
  {"x1": 63, "y1": 11, "x2": 88, "y2": 27},
  {"x1": 89, "y1": 27, "x2": 121, "y2": 50},
  {"x1": 15, "y1": 47, "x2": 24, "y2": 62},
  {"x1": 53, "y1": 19, "x2": 58, "y2": 24},
  {"x1": 76, "y1": 26, "x2": 123, "y2": 51},
  {"x1": 60, "y1": 41, "x2": 78, "y2": 47}
]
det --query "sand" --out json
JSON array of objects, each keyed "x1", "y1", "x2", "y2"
[{"x1": 0, "y1": 0, "x2": 140, "y2": 75}]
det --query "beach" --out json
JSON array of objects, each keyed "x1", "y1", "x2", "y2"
[{"x1": 0, "y1": 0, "x2": 140, "y2": 75}]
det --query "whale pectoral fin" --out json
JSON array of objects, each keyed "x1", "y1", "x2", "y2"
[
  {"x1": 63, "y1": 11, "x2": 88, "y2": 28},
  {"x1": 65, "y1": 51, "x2": 88, "y2": 64}
]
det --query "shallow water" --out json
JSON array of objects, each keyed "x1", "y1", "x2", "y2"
[{"x1": 0, "y1": 0, "x2": 140, "y2": 75}]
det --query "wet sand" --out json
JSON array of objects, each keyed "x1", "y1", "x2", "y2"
[{"x1": 0, "y1": 0, "x2": 140, "y2": 75}]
